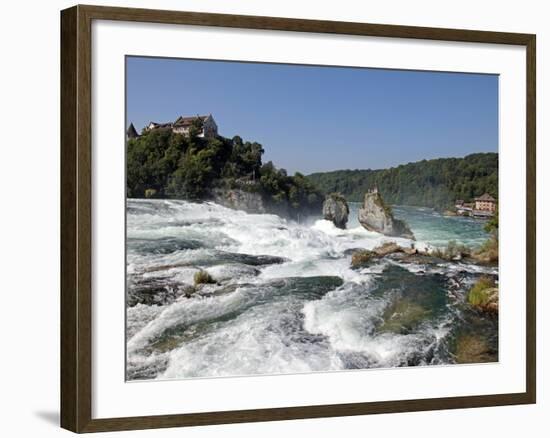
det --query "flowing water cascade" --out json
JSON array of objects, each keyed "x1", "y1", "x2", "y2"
[{"x1": 126, "y1": 199, "x2": 498, "y2": 380}]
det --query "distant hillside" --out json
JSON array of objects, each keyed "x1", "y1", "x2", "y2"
[{"x1": 306, "y1": 153, "x2": 498, "y2": 210}]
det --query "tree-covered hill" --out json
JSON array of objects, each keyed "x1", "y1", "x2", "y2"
[
  {"x1": 126, "y1": 120, "x2": 323, "y2": 216},
  {"x1": 307, "y1": 153, "x2": 498, "y2": 209}
]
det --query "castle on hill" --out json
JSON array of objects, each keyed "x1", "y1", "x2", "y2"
[{"x1": 127, "y1": 114, "x2": 218, "y2": 139}]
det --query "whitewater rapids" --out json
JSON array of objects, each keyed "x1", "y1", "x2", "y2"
[{"x1": 126, "y1": 199, "x2": 498, "y2": 381}]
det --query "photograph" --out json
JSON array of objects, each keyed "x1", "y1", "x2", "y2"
[
  {"x1": 0, "y1": 0, "x2": 542, "y2": 435},
  {"x1": 125, "y1": 56, "x2": 499, "y2": 381}
]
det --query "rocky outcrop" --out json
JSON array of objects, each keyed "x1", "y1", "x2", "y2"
[
  {"x1": 211, "y1": 188, "x2": 267, "y2": 214},
  {"x1": 478, "y1": 288, "x2": 499, "y2": 313},
  {"x1": 127, "y1": 277, "x2": 191, "y2": 307},
  {"x1": 322, "y1": 193, "x2": 349, "y2": 229},
  {"x1": 211, "y1": 188, "x2": 320, "y2": 219},
  {"x1": 358, "y1": 191, "x2": 415, "y2": 239},
  {"x1": 350, "y1": 242, "x2": 417, "y2": 269},
  {"x1": 373, "y1": 242, "x2": 407, "y2": 256},
  {"x1": 350, "y1": 250, "x2": 375, "y2": 268}
]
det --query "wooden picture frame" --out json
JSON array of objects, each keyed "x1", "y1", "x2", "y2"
[{"x1": 61, "y1": 4, "x2": 536, "y2": 433}]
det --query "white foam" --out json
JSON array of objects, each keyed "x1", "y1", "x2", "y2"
[
  {"x1": 301, "y1": 282, "x2": 450, "y2": 368},
  {"x1": 159, "y1": 298, "x2": 344, "y2": 379},
  {"x1": 259, "y1": 257, "x2": 366, "y2": 284},
  {"x1": 126, "y1": 199, "x2": 497, "y2": 379},
  {"x1": 126, "y1": 303, "x2": 165, "y2": 339},
  {"x1": 127, "y1": 286, "x2": 252, "y2": 353}
]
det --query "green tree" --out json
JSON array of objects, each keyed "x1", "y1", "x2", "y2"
[
  {"x1": 126, "y1": 127, "x2": 323, "y2": 216},
  {"x1": 306, "y1": 153, "x2": 498, "y2": 210},
  {"x1": 126, "y1": 129, "x2": 187, "y2": 197},
  {"x1": 484, "y1": 205, "x2": 499, "y2": 235},
  {"x1": 188, "y1": 117, "x2": 204, "y2": 140}
]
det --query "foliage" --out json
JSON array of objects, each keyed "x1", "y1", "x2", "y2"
[
  {"x1": 371, "y1": 192, "x2": 393, "y2": 216},
  {"x1": 127, "y1": 129, "x2": 323, "y2": 214},
  {"x1": 193, "y1": 270, "x2": 216, "y2": 286},
  {"x1": 126, "y1": 129, "x2": 186, "y2": 197},
  {"x1": 467, "y1": 276, "x2": 496, "y2": 307},
  {"x1": 351, "y1": 250, "x2": 374, "y2": 269},
  {"x1": 431, "y1": 240, "x2": 471, "y2": 260},
  {"x1": 484, "y1": 205, "x2": 499, "y2": 234},
  {"x1": 454, "y1": 334, "x2": 495, "y2": 364},
  {"x1": 327, "y1": 192, "x2": 348, "y2": 206},
  {"x1": 144, "y1": 188, "x2": 158, "y2": 198},
  {"x1": 307, "y1": 153, "x2": 498, "y2": 210},
  {"x1": 471, "y1": 206, "x2": 498, "y2": 264},
  {"x1": 472, "y1": 235, "x2": 499, "y2": 264},
  {"x1": 258, "y1": 161, "x2": 323, "y2": 213}
]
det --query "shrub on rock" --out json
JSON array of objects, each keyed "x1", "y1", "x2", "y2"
[
  {"x1": 468, "y1": 276, "x2": 498, "y2": 313},
  {"x1": 351, "y1": 250, "x2": 375, "y2": 268},
  {"x1": 194, "y1": 270, "x2": 216, "y2": 286}
]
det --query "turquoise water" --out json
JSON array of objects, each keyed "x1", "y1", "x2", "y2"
[{"x1": 348, "y1": 203, "x2": 491, "y2": 249}]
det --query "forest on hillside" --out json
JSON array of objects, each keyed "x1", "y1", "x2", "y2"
[
  {"x1": 126, "y1": 119, "x2": 323, "y2": 215},
  {"x1": 307, "y1": 153, "x2": 498, "y2": 210},
  {"x1": 127, "y1": 116, "x2": 497, "y2": 213}
]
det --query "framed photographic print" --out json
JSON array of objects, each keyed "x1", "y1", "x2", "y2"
[{"x1": 60, "y1": 4, "x2": 536, "y2": 433}]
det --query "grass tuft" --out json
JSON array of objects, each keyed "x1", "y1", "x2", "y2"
[
  {"x1": 194, "y1": 270, "x2": 216, "y2": 286},
  {"x1": 467, "y1": 276, "x2": 496, "y2": 307}
]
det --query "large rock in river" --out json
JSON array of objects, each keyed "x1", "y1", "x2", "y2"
[
  {"x1": 358, "y1": 191, "x2": 415, "y2": 239},
  {"x1": 322, "y1": 193, "x2": 349, "y2": 229}
]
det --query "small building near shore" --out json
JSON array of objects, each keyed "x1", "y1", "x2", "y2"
[
  {"x1": 455, "y1": 193, "x2": 496, "y2": 218},
  {"x1": 456, "y1": 204, "x2": 473, "y2": 216},
  {"x1": 474, "y1": 193, "x2": 497, "y2": 213}
]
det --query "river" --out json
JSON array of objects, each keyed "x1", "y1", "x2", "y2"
[{"x1": 126, "y1": 199, "x2": 498, "y2": 381}]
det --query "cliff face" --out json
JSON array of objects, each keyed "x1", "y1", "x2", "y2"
[
  {"x1": 358, "y1": 192, "x2": 415, "y2": 240},
  {"x1": 322, "y1": 193, "x2": 349, "y2": 229},
  {"x1": 211, "y1": 187, "x2": 324, "y2": 220},
  {"x1": 211, "y1": 188, "x2": 267, "y2": 214}
]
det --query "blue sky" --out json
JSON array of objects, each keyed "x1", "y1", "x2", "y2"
[{"x1": 126, "y1": 56, "x2": 498, "y2": 174}]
